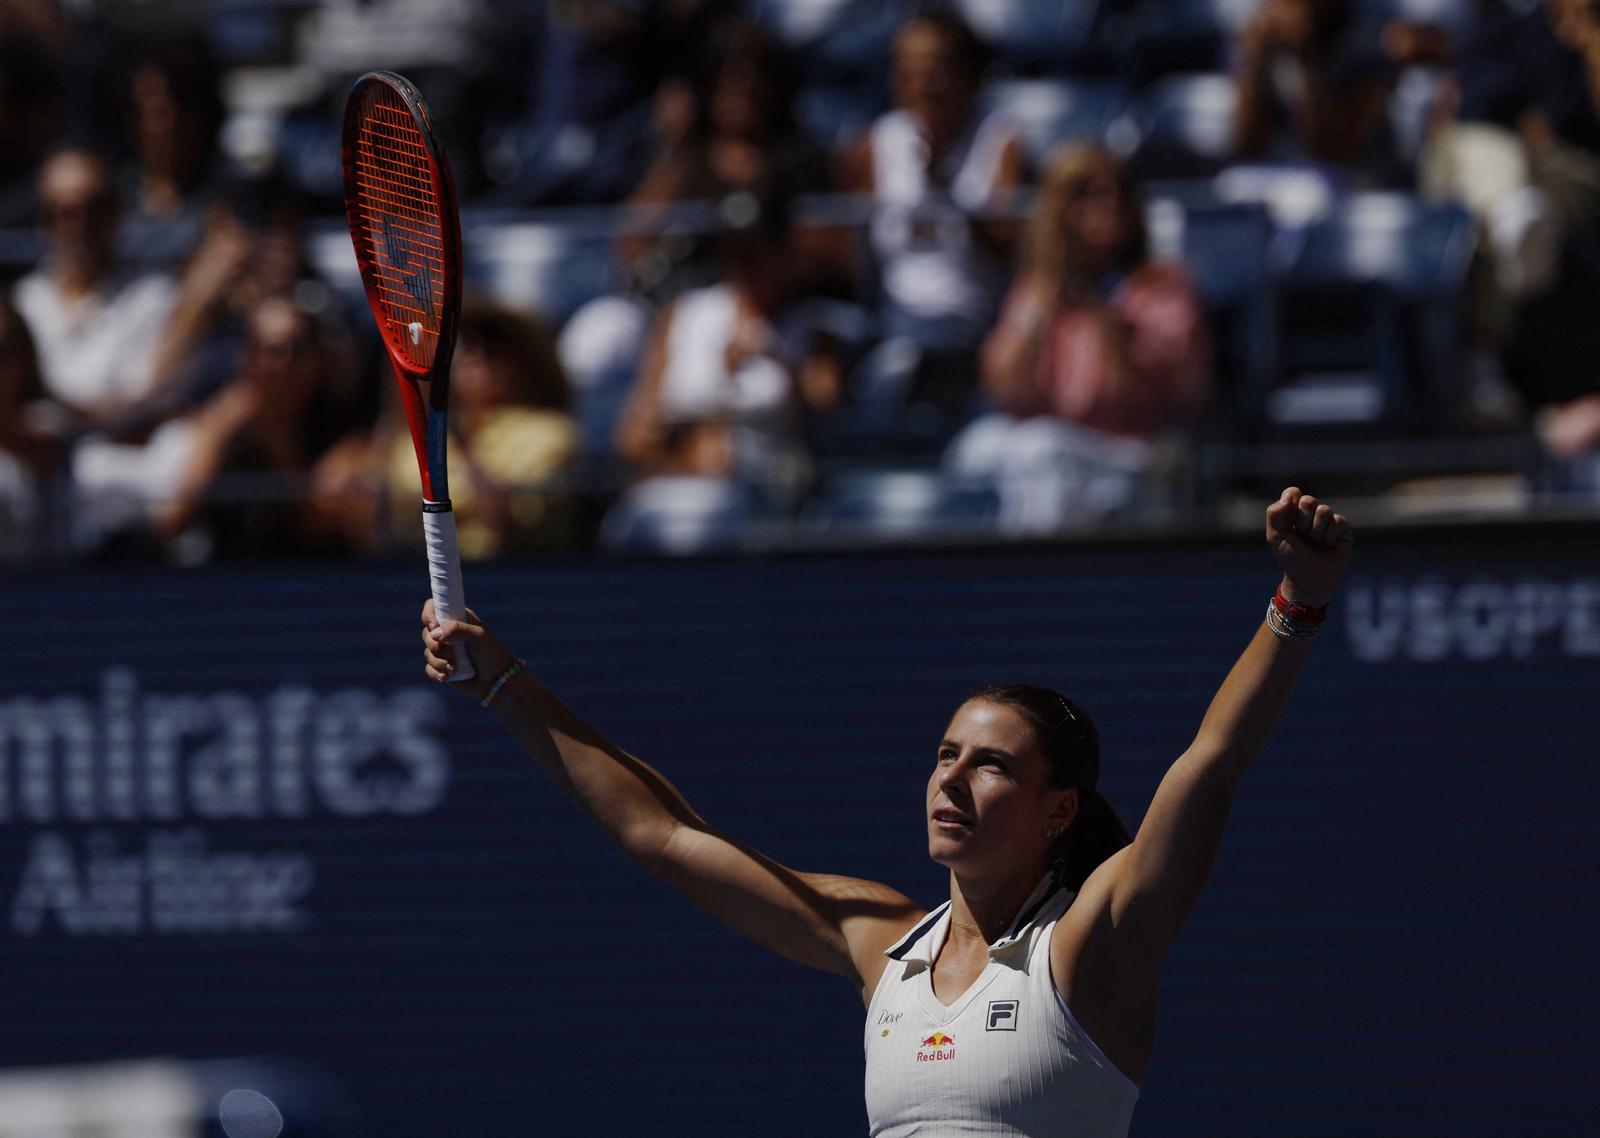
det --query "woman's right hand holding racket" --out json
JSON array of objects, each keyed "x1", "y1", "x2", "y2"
[{"x1": 421, "y1": 600, "x2": 515, "y2": 698}]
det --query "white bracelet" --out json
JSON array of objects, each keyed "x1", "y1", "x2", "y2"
[{"x1": 1265, "y1": 601, "x2": 1321, "y2": 640}]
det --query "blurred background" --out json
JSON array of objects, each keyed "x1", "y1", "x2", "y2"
[{"x1": 2, "y1": 1, "x2": 1599, "y2": 1135}]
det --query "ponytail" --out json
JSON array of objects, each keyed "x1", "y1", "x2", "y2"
[{"x1": 1051, "y1": 790, "x2": 1131, "y2": 892}]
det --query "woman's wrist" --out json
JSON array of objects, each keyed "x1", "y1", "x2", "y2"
[
  {"x1": 1276, "y1": 574, "x2": 1332, "y2": 611},
  {"x1": 1266, "y1": 578, "x2": 1330, "y2": 640}
]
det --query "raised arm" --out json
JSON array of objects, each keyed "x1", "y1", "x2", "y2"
[
  {"x1": 1101, "y1": 487, "x2": 1353, "y2": 961},
  {"x1": 422, "y1": 607, "x2": 923, "y2": 997}
]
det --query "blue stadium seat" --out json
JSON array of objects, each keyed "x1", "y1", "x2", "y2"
[
  {"x1": 744, "y1": 0, "x2": 907, "y2": 81},
  {"x1": 1128, "y1": 73, "x2": 1240, "y2": 178},
  {"x1": 1275, "y1": 192, "x2": 1475, "y2": 430},
  {"x1": 1354, "y1": 0, "x2": 1470, "y2": 37},
  {"x1": 793, "y1": 84, "x2": 886, "y2": 152},
  {"x1": 1146, "y1": 196, "x2": 1279, "y2": 436},
  {"x1": 952, "y1": 0, "x2": 1103, "y2": 72},
  {"x1": 981, "y1": 78, "x2": 1133, "y2": 167},
  {"x1": 463, "y1": 218, "x2": 621, "y2": 327},
  {"x1": 598, "y1": 477, "x2": 756, "y2": 555},
  {"x1": 1131, "y1": 0, "x2": 1263, "y2": 76},
  {"x1": 808, "y1": 469, "x2": 1001, "y2": 539}
]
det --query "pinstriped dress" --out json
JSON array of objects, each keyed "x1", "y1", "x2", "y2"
[{"x1": 864, "y1": 874, "x2": 1138, "y2": 1137}]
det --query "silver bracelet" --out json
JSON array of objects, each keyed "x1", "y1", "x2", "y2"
[
  {"x1": 480, "y1": 659, "x2": 526, "y2": 708},
  {"x1": 1265, "y1": 600, "x2": 1321, "y2": 640}
]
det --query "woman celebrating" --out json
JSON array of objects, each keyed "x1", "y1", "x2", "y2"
[{"x1": 421, "y1": 487, "x2": 1353, "y2": 1136}]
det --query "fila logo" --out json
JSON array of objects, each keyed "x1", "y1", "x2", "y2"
[{"x1": 986, "y1": 1000, "x2": 1019, "y2": 1031}]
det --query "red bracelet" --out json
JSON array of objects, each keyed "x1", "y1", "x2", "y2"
[{"x1": 1272, "y1": 584, "x2": 1329, "y2": 624}]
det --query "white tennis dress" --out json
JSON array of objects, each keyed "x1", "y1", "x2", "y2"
[{"x1": 864, "y1": 873, "x2": 1139, "y2": 1137}]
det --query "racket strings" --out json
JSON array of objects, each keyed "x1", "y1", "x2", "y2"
[{"x1": 351, "y1": 91, "x2": 447, "y2": 369}]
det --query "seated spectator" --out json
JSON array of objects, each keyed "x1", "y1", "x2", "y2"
[
  {"x1": 117, "y1": 33, "x2": 226, "y2": 240},
  {"x1": 839, "y1": 10, "x2": 1024, "y2": 432},
  {"x1": 623, "y1": 18, "x2": 830, "y2": 298},
  {"x1": 149, "y1": 294, "x2": 355, "y2": 560},
  {"x1": 612, "y1": 191, "x2": 842, "y2": 510},
  {"x1": 142, "y1": 170, "x2": 356, "y2": 427},
  {"x1": 1233, "y1": 0, "x2": 1403, "y2": 183},
  {"x1": 311, "y1": 300, "x2": 579, "y2": 559},
  {"x1": 0, "y1": 7, "x2": 66, "y2": 226},
  {"x1": 945, "y1": 145, "x2": 1211, "y2": 533},
  {"x1": 13, "y1": 145, "x2": 176, "y2": 427},
  {"x1": 1416, "y1": 0, "x2": 1600, "y2": 416},
  {"x1": 560, "y1": 16, "x2": 833, "y2": 465},
  {"x1": 0, "y1": 297, "x2": 66, "y2": 560}
]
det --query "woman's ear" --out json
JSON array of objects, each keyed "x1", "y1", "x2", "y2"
[{"x1": 1051, "y1": 786, "x2": 1079, "y2": 833}]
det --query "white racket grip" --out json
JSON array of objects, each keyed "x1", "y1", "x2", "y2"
[{"x1": 421, "y1": 504, "x2": 475, "y2": 681}]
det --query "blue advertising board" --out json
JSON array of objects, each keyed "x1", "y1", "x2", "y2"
[{"x1": 4, "y1": 527, "x2": 1599, "y2": 1135}]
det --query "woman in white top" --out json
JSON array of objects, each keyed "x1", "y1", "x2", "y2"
[{"x1": 420, "y1": 487, "x2": 1354, "y2": 1135}]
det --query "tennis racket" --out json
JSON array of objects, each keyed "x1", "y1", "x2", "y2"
[{"x1": 341, "y1": 71, "x2": 473, "y2": 681}]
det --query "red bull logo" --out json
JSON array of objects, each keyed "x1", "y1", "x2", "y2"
[{"x1": 916, "y1": 1031, "x2": 956, "y2": 1063}]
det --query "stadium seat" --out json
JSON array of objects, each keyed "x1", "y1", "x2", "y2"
[
  {"x1": 1131, "y1": 0, "x2": 1263, "y2": 76},
  {"x1": 1354, "y1": 0, "x2": 1470, "y2": 37},
  {"x1": 793, "y1": 84, "x2": 886, "y2": 152},
  {"x1": 1126, "y1": 73, "x2": 1240, "y2": 178},
  {"x1": 598, "y1": 477, "x2": 756, "y2": 555},
  {"x1": 808, "y1": 469, "x2": 1001, "y2": 539},
  {"x1": 1274, "y1": 192, "x2": 1475, "y2": 430},
  {"x1": 981, "y1": 78, "x2": 1133, "y2": 167},
  {"x1": 1147, "y1": 196, "x2": 1279, "y2": 437},
  {"x1": 951, "y1": 0, "x2": 1103, "y2": 72},
  {"x1": 745, "y1": 0, "x2": 908, "y2": 81},
  {"x1": 463, "y1": 217, "x2": 622, "y2": 327}
]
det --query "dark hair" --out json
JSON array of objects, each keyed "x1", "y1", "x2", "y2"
[
  {"x1": 899, "y1": 9, "x2": 989, "y2": 82},
  {"x1": 967, "y1": 683, "x2": 1131, "y2": 891},
  {"x1": 456, "y1": 299, "x2": 570, "y2": 412}
]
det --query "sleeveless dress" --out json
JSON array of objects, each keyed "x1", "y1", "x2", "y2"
[{"x1": 864, "y1": 872, "x2": 1139, "y2": 1137}]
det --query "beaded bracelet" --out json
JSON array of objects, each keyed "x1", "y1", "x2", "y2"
[
  {"x1": 480, "y1": 659, "x2": 527, "y2": 709},
  {"x1": 1265, "y1": 599, "x2": 1322, "y2": 640}
]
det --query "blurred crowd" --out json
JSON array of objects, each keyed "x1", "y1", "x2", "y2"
[{"x1": 3, "y1": 0, "x2": 1600, "y2": 562}]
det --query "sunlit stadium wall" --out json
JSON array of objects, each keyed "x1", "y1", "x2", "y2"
[{"x1": 4, "y1": 525, "x2": 1598, "y2": 1136}]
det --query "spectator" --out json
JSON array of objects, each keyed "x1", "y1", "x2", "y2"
[
  {"x1": 143, "y1": 171, "x2": 354, "y2": 426},
  {"x1": 493, "y1": 1, "x2": 734, "y2": 206},
  {"x1": 945, "y1": 144, "x2": 1212, "y2": 533},
  {"x1": 117, "y1": 35, "x2": 226, "y2": 239},
  {"x1": 13, "y1": 145, "x2": 176, "y2": 427},
  {"x1": 0, "y1": 296, "x2": 65, "y2": 560},
  {"x1": 623, "y1": 18, "x2": 830, "y2": 298},
  {"x1": 151, "y1": 294, "x2": 353, "y2": 560},
  {"x1": 1417, "y1": 0, "x2": 1600, "y2": 415},
  {"x1": 839, "y1": 10, "x2": 1025, "y2": 433},
  {"x1": 612, "y1": 191, "x2": 841, "y2": 511},
  {"x1": 312, "y1": 300, "x2": 580, "y2": 559},
  {"x1": 0, "y1": 2, "x2": 67, "y2": 226},
  {"x1": 559, "y1": 16, "x2": 832, "y2": 470},
  {"x1": 1233, "y1": 0, "x2": 1403, "y2": 182}
]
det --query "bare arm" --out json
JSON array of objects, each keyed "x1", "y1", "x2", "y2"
[
  {"x1": 422, "y1": 607, "x2": 924, "y2": 994},
  {"x1": 1105, "y1": 487, "x2": 1354, "y2": 961}
]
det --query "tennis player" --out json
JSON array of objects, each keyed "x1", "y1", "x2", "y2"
[{"x1": 421, "y1": 486, "x2": 1352, "y2": 1136}]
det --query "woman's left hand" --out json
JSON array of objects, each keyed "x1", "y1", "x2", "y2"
[{"x1": 1265, "y1": 486, "x2": 1354, "y2": 609}]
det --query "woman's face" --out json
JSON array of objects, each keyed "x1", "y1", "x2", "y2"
[
  {"x1": 1053, "y1": 170, "x2": 1130, "y2": 266},
  {"x1": 891, "y1": 23, "x2": 974, "y2": 142},
  {"x1": 450, "y1": 335, "x2": 518, "y2": 413},
  {"x1": 242, "y1": 299, "x2": 321, "y2": 412},
  {"x1": 926, "y1": 700, "x2": 1076, "y2": 877}
]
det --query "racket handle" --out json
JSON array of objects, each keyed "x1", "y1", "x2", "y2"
[{"x1": 422, "y1": 503, "x2": 475, "y2": 682}]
